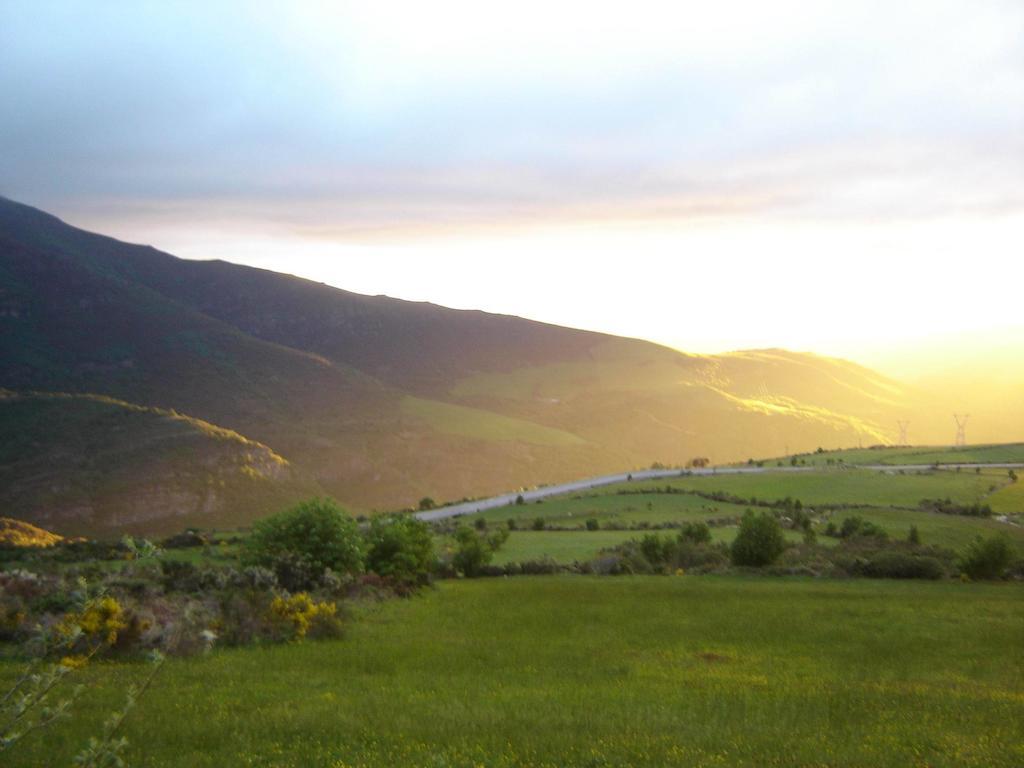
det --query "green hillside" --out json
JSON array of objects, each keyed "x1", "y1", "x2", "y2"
[{"x1": 0, "y1": 390, "x2": 320, "y2": 536}]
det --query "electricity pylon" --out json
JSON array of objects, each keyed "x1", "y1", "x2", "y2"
[{"x1": 953, "y1": 414, "x2": 969, "y2": 447}]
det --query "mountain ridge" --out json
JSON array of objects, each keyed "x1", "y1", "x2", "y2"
[{"x1": 0, "y1": 196, "x2": 949, "y2": 534}]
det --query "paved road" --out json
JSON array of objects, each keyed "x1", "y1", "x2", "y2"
[{"x1": 414, "y1": 462, "x2": 1024, "y2": 522}]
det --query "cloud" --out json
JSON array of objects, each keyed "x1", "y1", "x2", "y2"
[{"x1": 1, "y1": 0, "x2": 1021, "y2": 236}]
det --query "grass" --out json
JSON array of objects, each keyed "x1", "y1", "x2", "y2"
[
  {"x1": 440, "y1": 466, "x2": 1024, "y2": 563},
  {"x1": 620, "y1": 467, "x2": 1011, "y2": 508},
  {"x1": 758, "y1": 443, "x2": 1024, "y2": 467},
  {"x1": 489, "y1": 530, "x2": 640, "y2": 564},
  {"x1": 819, "y1": 507, "x2": 1024, "y2": 552},
  {"x1": 3, "y1": 576, "x2": 1021, "y2": 768},
  {"x1": 478, "y1": 491, "x2": 752, "y2": 526},
  {"x1": 484, "y1": 528, "x2": 805, "y2": 565},
  {"x1": 400, "y1": 396, "x2": 585, "y2": 447},
  {"x1": 988, "y1": 481, "x2": 1024, "y2": 515}
]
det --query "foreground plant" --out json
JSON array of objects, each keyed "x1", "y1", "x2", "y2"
[
  {"x1": 73, "y1": 650, "x2": 164, "y2": 768},
  {"x1": 1, "y1": 583, "x2": 164, "y2": 762}
]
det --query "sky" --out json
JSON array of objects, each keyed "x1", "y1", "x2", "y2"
[{"x1": 1, "y1": 0, "x2": 1022, "y2": 369}]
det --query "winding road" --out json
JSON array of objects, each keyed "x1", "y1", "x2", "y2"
[{"x1": 414, "y1": 462, "x2": 1024, "y2": 522}]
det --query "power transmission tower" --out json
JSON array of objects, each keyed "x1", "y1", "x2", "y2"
[
  {"x1": 953, "y1": 414, "x2": 969, "y2": 447},
  {"x1": 896, "y1": 420, "x2": 909, "y2": 445}
]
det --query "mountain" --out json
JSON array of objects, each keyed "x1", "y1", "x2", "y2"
[{"x1": 0, "y1": 196, "x2": 937, "y2": 534}]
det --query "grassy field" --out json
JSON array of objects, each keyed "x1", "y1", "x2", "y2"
[
  {"x1": 437, "y1": 465, "x2": 1024, "y2": 564},
  {"x1": 620, "y1": 467, "x2": 1013, "y2": 508},
  {"x1": 989, "y1": 481, "x2": 1024, "y2": 515},
  {"x1": 819, "y1": 506, "x2": 1024, "y2": 551},
  {"x1": 485, "y1": 528, "x2": 806, "y2": 565},
  {"x1": 4, "y1": 576, "x2": 1021, "y2": 768},
  {"x1": 477, "y1": 491, "x2": 752, "y2": 526},
  {"x1": 756, "y1": 443, "x2": 1024, "y2": 467}
]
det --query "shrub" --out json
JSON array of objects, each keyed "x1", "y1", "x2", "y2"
[
  {"x1": 507, "y1": 518, "x2": 517, "y2": 531},
  {"x1": 161, "y1": 530, "x2": 209, "y2": 549},
  {"x1": 959, "y1": 534, "x2": 1014, "y2": 580},
  {"x1": 451, "y1": 525, "x2": 493, "y2": 577},
  {"x1": 639, "y1": 534, "x2": 674, "y2": 568},
  {"x1": 365, "y1": 515, "x2": 435, "y2": 585},
  {"x1": 243, "y1": 498, "x2": 365, "y2": 589},
  {"x1": 678, "y1": 522, "x2": 712, "y2": 545},
  {"x1": 487, "y1": 526, "x2": 510, "y2": 551},
  {"x1": 861, "y1": 551, "x2": 945, "y2": 580},
  {"x1": 418, "y1": 497, "x2": 436, "y2": 511},
  {"x1": 268, "y1": 592, "x2": 342, "y2": 641},
  {"x1": 514, "y1": 557, "x2": 562, "y2": 575},
  {"x1": 731, "y1": 511, "x2": 785, "y2": 567},
  {"x1": 838, "y1": 516, "x2": 888, "y2": 540},
  {"x1": 585, "y1": 518, "x2": 600, "y2": 531},
  {"x1": 532, "y1": 517, "x2": 545, "y2": 531},
  {"x1": 908, "y1": 525, "x2": 921, "y2": 545}
]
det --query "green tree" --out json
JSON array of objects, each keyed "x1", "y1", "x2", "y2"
[
  {"x1": 243, "y1": 498, "x2": 364, "y2": 588},
  {"x1": 452, "y1": 524, "x2": 493, "y2": 577},
  {"x1": 959, "y1": 534, "x2": 1013, "y2": 580},
  {"x1": 678, "y1": 521, "x2": 711, "y2": 545},
  {"x1": 730, "y1": 510, "x2": 785, "y2": 567},
  {"x1": 365, "y1": 515, "x2": 435, "y2": 584}
]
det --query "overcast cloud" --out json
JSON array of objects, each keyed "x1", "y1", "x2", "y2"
[{"x1": 2, "y1": 1, "x2": 1022, "y2": 359}]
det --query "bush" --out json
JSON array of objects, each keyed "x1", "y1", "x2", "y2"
[
  {"x1": 365, "y1": 515, "x2": 435, "y2": 585},
  {"x1": 532, "y1": 517, "x2": 545, "y2": 531},
  {"x1": 161, "y1": 530, "x2": 209, "y2": 549},
  {"x1": 731, "y1": 511, "x2": 785, "y2": 567},
  {"x1": 861, "y1": 551, "x2": 945, "y2": 580},
  {"x1": 585, "y1": 518, "x2": 600, "y2": 531},
  {"x1": 451, "y1": 525, "x2": 494, "y2": 577},
  {"x1": 243, "y1": 498, "x2": 365, "y2": 589},
  {"x1": 678, "y1": 522, "x2": 712, "y2": 545},
  {"x1": 959, "y1": 534, "x2": 1014, "y2": 580},
  {"x1": 838, "y1": 516, "x2": 888, "y2": 540},
  {"x1": 268, "y1": 592, "x2": 342, "y2": 641},
  {"x1": 639, "y1": 534, "x2": 674, "y2": 568}
]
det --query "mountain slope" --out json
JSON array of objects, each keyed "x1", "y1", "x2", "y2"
[
  {"x1": 0, "y1": 196, "x2": 941, "y2": 533},
  {"x1": 0, "y1": 390, "x2": 320, "y2": 536}
]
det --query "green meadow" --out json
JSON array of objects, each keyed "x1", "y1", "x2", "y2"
[
  {"x1": 758, "y1": 443, "x2": 1024, "y2": 467},
  {"x1": 441, "y1": 465, "x2": 1024, "y2": 565},
  {"x1": 4, "y1": 577, "x2": 1021, "y2": 768},
  {"x1": 621, "y1": 467, "x2": 1013, "y2": 508},
  {"x1": 477, "y1": 489, "x2": 751, "y2": 526}
]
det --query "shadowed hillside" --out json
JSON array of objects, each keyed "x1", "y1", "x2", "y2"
[
  {"x1": 0, "y1": 197, "x2": 953, "y2": 533},
  {"x1": 0, "y1": 390, "x2": 321, "y2": 536}
]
